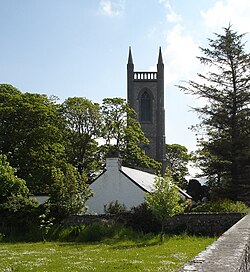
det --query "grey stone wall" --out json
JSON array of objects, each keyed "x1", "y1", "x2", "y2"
[
  {"x1": 177, "y1": 213, "x2": 250, "y2": 272},
  {"x1": 62, "y1": 212, "x2": 245, "y2": 236},
  {"x1": 164, "y1": 212, "x2": 245, "y2": 236}
]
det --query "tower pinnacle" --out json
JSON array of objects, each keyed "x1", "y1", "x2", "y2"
[
  {"x1": 128, "y1": 46, "x2": 133, "y2": 64},
  {"x1": 158, "y1": 46, "x2": 163, "y2": 65}
]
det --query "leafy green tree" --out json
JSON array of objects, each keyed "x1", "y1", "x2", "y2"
[
  {"x1": 146, "y1": 171, "x2": 186, "y2": 242},
  {"x1": 165, "y1": 144, "x2": 191, "y2": 188},
  {"x1": 101, "y1": 97, "x2": 160, "y2": 170},
  {"x1": 0, "y1": 154, "x2": 36, "y2": 211},
  {"x1": 0, "y1": 84, "x2": 66, "y2": 194},
  {"x1": 48, "y1": 163, "x2": 93, "y2": 219},
  {"x1": 177, "y1": 25, "x2": 250, "y2": 201},
  {"x1": 0, "y1": 154, "x2": 38, "y2": 239},
  {"x1": 60, "y1": 97, "x2": 102, "y2": 178}
]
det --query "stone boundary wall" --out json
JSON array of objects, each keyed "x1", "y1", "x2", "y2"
[
  {"x1": 62, "y1": 212, "x2": 245, "y2": 236},
  {"x1": 177, "y1": 213, "x2": 250, "y2": 272},
  {"x1": 62, "y1": 214, "x2": 116, "y2": 225},
  {"x1": 164, "y1": 212, "x2": 245, "y2": 236}
]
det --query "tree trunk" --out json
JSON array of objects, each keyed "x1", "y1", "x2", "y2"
[{"x1": 160, "y1": 221, "x2": 165, "y2": 243}]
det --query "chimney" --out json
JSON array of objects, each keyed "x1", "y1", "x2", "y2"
[{"x1": 106, "y1": 157, "x2": 121, "y2": 171}]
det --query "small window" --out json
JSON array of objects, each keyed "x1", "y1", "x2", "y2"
[{"x1": 140, "y1": 91, "x2": 151, "y2": 122}]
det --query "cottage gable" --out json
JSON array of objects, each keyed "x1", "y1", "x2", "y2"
[{"x1": 87, "y1": 158, "x2": 191, "y2": 214}]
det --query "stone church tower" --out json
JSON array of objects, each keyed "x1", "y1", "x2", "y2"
[{"x1": 127, "y1": 47, "x2": 166, "y2": 170}]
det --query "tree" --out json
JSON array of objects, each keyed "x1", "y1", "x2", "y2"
[
  {"x1": 0, "y1": 154, "x2": 36, "y2": 211},
  {"x1": 177, "y1": 25, "x2": 250, "y2": 202},
  {"x1": 0, "y1": 154, "x2": 38, "y2": 238},
  {"x1": 165, "y1": 144, "x2": 191, "y2": 188},
  {"x1": 60, "y1": 97, "x2": 103, "y2": 178},
  {"x1": 186, "y1": 179, "x2": 202, "y2": 202},
  {"x1": 48, "y1": 163, "x2": 93, "y2": 219},
  {"x1": 101, "y1": 97, "x2": 160, "y2": 170},
  {"x1": 146, "y1": 171, "x2": 186, "y2": 242},
  {"x1": 0, "y1": 84, "x2": 66, "y2": 194}
]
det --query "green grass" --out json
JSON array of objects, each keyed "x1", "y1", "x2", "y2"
[{"x1": 0, "y1": 234, "x2": 216, "y2": 271}]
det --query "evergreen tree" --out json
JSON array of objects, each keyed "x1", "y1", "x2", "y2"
[{"x1": 178, "y1": 25, "x2": 250, "y2": 201}]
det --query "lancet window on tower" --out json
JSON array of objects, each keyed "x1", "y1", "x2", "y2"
[{"x1": 140, "y1": 91, "x2": 151, "y2": 122}]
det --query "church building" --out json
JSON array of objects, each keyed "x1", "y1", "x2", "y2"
[{"x1": 127, "y1": 47, "x2": 166, "y2": 170}]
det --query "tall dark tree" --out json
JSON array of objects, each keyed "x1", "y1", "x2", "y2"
[
  {"x1": 0, "y1": 84, "x2": 66, "y2": 194},
  {"x1": 101, "y1": 98, "x2": 160, "y2": 170},
  {"x1": 178, "y1": 25, "x2": 250, "y2": 201}
]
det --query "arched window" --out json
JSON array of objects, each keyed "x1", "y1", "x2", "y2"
[{"x1": 140, "y1": 91, "x2": 151, "y2": 122}]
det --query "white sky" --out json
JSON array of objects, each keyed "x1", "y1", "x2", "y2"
[{"x1": 0, "y1": 0, "x2": 250, "y2": 154}]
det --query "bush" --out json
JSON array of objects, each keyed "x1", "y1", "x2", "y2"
[
  {"x1": 128, "y1": 203, "x2": 161, "y2": 233},
  {"x1": 48, "y1": 221, "x2": 147, "y2": 243},
  {"x1": 0, "y1": 233, "x2": 4, "y2": 242},
  {"x1": 48, "y1": 224, "x2": 86, "y2": 242},
  {"x1": 104, "y1": 200, "x2": 127, "y2": 215},
  {"x1": 78, "y1": 222, "x2": 110, "y2": 242},
  {"x1": 0, "y1": 199, "x2": 41, "y2": 242},
  {"x1": 192, "y1": 199, "x2": 249, "y2": 213}
]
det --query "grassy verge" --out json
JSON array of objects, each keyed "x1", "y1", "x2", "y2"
[{"x1": 0, "y1": 234, "x2": 216, "y2": 271}]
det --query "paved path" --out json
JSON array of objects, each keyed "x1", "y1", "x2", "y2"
[{"x1": 177, "y1": 214, "x2": 250, "y2": 272}]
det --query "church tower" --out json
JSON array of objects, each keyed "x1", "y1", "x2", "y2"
[{"x1": 127, "y1": 47, "x2": 166, "y2": 170}]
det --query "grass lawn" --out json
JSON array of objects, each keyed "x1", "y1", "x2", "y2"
[{"x1": 0, "y1": 235, "x2": 216, "y2": 271}]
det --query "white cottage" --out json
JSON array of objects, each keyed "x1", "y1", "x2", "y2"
[{"x1": 87, "y1": 157, "x2": 191, "y2": 214}]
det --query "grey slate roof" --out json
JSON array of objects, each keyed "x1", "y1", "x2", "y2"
[
  {"x1": 121, "y1": 166, "x2": 156, "y2": 192},
  {"x1": 121, "y1": 166, "x2": 192, "y2": 199}
]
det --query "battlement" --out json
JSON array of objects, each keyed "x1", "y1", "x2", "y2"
[{"x1": 133, "y1": 72, "x2": 157, "y2": 80}]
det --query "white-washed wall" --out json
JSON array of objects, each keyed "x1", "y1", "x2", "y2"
[{"x1": 87, "y1": 158, "x2": 146, "y2": 214}]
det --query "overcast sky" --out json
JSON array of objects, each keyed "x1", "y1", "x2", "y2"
[{"x1": 1, "y1": 0, "x2": 250, "y2": 153}]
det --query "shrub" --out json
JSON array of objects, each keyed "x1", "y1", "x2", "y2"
[
  {"x1": 192, "y1": 199, "x2": 249, "y2": 213},
  {"x1": 78, "y1": 222, "x2": 110, "y2": 242},
  {"x1": 128, "y1": 203, "x2": 161, "y2": 233},
  {"x1": 48, "y1": 221, "x2": 148, "y2": 243},
  {"x1": 0, "y1": 199, "x2": 41, "y2": 242},
  {"x1": 0, "y1": 233, "x2": 4, "y2": 242},
  {"x1": 49, "y1": 225, "x2": 86, "y2": 242},
  {"x1": 104, "y1": 200, "x2": 127, "y2": 215}
]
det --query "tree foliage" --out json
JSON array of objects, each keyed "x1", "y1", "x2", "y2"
[
  {"x1": 60, "y1": 97, "x2": 102, "y2": 177},
  {"x1": 177, "y1": 25, "x2": 250, "y2": 201},
  {"x1": 0, "y1": 83, "x2": 165, "y2": 202},
  {"x1": 0, "y1": 84, "x2": 66, "y2": 193},
  {"x1": 101, "y1": 98, "x2": 160, "y2": 170},
  {"x1": 165, "y1": 144, "x2": 191, "y2": 188},
  {"x1": 186, "y1": 179, "x2": 210, "y2": 202},
  {"x1": 48, "y1": 163, "x2": 93, "y2": 219},
  {"x1": 0, "y1": 154, "x2": 36, "y2": 211}
]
